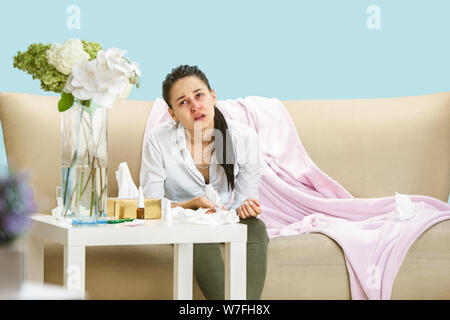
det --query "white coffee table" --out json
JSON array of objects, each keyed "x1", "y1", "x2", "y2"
[
  {"x1": 1, "y1": 281, "x2": 84, "y2": 300},
  {"x1": 27, "y1": 214, "x2": 247, "y2": 300}
]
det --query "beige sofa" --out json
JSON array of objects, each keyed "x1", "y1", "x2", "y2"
[{"x1": 0, "y1": 91, "x2": 449, "y2": 299}]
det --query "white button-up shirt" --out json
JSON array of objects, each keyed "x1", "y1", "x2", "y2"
[{"x1": 140, "y1": 119, "x2": 263, "y2": 210}]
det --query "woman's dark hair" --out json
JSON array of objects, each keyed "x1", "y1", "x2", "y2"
[{"x1": 162, "y1": 65, "x2": 235, "y2": 191}]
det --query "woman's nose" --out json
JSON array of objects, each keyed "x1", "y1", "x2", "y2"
[{"x1": 191, "y1": 101, "x2": 200, "y2": 112}]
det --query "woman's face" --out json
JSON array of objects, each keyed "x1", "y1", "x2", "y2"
[{"x1": 168, "y1": 76, "x2": 216, "y2": 135}]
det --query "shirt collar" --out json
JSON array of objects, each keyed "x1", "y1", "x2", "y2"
[{"x1": 175, "y1": 121, "x2": 189, "y2": 160}]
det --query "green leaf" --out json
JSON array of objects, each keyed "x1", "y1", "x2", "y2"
[{"x1": 58, "y1": 92, "x2": 74, "y2": 112}]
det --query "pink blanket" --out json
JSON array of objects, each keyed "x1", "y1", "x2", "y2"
[{"x1": 143, "y1": 96, "x2": 450, "y2": 300}]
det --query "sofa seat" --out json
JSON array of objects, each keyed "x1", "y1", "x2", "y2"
[{"x1": 263, "y1": 219, "x2": 450, "y2": 299}]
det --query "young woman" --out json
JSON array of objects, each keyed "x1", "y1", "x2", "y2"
[{"x1": 140, "y1": 65, "x2": 268, "y2": 300}]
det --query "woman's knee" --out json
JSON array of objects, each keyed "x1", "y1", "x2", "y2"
[
  {"x1": 193, "y1": 243, "x2": 221, "y2": 257},
  {"x1": 239, "y1": 217, "x2": 269, "y2": 244}
]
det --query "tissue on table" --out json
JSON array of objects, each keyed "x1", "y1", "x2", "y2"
[
  {"x1": 165, "y1": 207, "x2": 239, "y2": 225},
  {"x1": 164, "y1": 184, "x2": 239, "y2": 225},
  {"x1": 205, "y1": 184, "x2": 221, "y2": 208},
  {"x1": 106, "y1": 162, "x2": 162, "y2": 219}
]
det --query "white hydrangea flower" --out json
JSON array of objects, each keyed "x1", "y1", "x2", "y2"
[
  {"x1": 117, "y1": 83, "x2": 133, "y2": 100},
  {"x1": 130, "y1": 61, "x2": 142, "y2": 78},
  {"x1": 46, "y1": 38, "x2": 89, "y2": 75},
  {"x1": 64, "y1": 47, "x2": 139, "y2": 107}
]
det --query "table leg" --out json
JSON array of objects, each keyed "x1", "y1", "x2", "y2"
[
  {"x1": 173, "y1": 243, "x2": 193, "y2": 300},
  {"x1": 63, "y1": 245, "x2": 85, "y2": 299},
  {"x1": 26, "y1": 236, "x2": 44, "y2": 284},
  {"x1": 225, "y1": 241, "x2": 246, "y2": 300}
]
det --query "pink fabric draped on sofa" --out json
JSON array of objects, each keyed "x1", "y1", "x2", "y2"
[{"x1": 143, "y1": 96, "x2": 450, "y2": 300}]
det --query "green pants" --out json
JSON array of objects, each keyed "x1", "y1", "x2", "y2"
[{"x1": 193, "y1": 217, "x2": 269, "y2": 300}]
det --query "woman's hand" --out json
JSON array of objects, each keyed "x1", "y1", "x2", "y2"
[
  {"x1": 237, "y1": 198, "x2": 261, "y2": 219},
  {"x1": 192, "y1": 195, "x2": 215, "y2": 212},
  {"x1": 172, "y1": 195, "x2": 213, "y2": 211},
  {"x1": 171, "y1": 196, "x2": 226, "y2": 213},
  {"x1": 190, "y1": 196, "x2": 225, "y2": 213}
]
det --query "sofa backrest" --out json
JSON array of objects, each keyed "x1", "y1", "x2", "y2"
[
  {"x1": 0, "y1": 91, "x2": 448, "y2": 214},
  {"x1": 0, "y1": 92, "x2": 152, "y2": 213},
  {"x1": 284, "y1": 94, "x2": 449, "y2": 203}
]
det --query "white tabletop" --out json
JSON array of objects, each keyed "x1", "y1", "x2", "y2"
[{"x1": 29, "y1": 214, "x2": 247, "y2": 246}]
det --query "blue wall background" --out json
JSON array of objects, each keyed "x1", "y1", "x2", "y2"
[{"x1": 0, "y1": 0, "x2": 449, "y2": 201}]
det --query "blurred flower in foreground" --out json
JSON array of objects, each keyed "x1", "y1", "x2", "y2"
[{"x1": 0, "y1": 170, "x2": 37, "y2": 244}]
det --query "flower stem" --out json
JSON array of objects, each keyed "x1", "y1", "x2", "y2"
[
  {"x1": 81, "y1": 156, "x2": 96, "y2": 196},
  {"x1": 96, "y1": 156, "x2": 104, "y2": 213},
  {"x1": 63, "y1": 166, "x2": 70, "y2": 208},
  {"x1": 78, "y1": 151, "x2": 87, "y2": 204},
  {"x1": 64, "y1": 179, "x2": 79, "y2": 217},
  {"x1": 90, "y1": 165, "x2": 95, "y2": 217}
]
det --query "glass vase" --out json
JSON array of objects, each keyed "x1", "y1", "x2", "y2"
[{"x1": 60, "y1": 100, "x2": 108, "y2": 223}]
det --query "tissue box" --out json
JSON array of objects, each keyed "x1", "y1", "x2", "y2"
[{"x1": 107, "y1": 198, "x2": 161, "y2": 219}]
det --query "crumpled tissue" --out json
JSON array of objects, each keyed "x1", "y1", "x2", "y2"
[
  {"x1": 276, "y1": 192, "x2": 425, "y2": 235},
  {"x1": 164, "y1": 184, "x2": 239, "y2": 225},
  {"x1": 391, "y1": 192, "x2": 425, "y2": 221},
  {"x1": 116, "y1": 162, "x2": 139, "y2": 199},
  {"x1": 279, "y1": 213, "x2": 324, "y2": 236},
  {"x1": 205, "y1": 184, "x2": 221, "y2": 207},
  {"x1": 51, "y1": 192, "x2": 64, "y2": 220},
  {"x1": 52, "y1": 196, "x2": 92, "y2": 221}
]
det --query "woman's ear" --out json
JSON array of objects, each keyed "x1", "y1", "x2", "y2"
[
  {"x1": 167, "y1": 108, "x2": 178, "y2": 123},
  {"x1": 210, "y1": 89, "x2": 217, "y2": 105}
]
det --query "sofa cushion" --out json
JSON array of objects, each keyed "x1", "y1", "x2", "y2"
[
  {"x1": 261, "y1": 219, "x2": 450, "y2": 299},
  {"x1": 391, "y1": 219, "x2": 450, "y2": 299},
  {"x1": 282, "y1": 93, "x2": 449, "y2": 201},
  {"x1": 261, "y1": 233, "x2": 350, "y2": 299}
]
